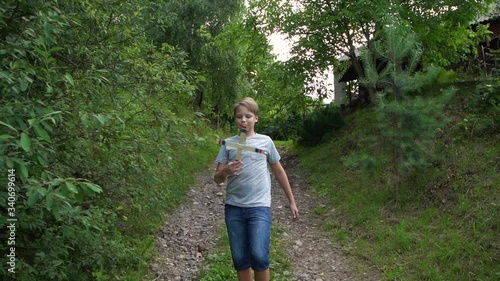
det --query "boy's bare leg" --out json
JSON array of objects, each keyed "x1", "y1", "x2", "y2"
[
  {"x1": 237, "y1": 268, "x2": 252, "y2": 281},
  {"x1": 254, "y1": 269, "x2": 270, "y2": 281}
]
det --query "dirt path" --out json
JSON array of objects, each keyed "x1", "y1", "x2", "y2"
[
  {"x1": 150, "y1": 150, "x2": 380, "y2": 280},
  {"x1": 150, "y1": 166, "x2": 224, "y2": 281},
  {"x1": 272, "y1": 151, "x2": 379, "y2": 281}
]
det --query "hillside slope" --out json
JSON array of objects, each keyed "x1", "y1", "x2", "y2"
[{"x1": 295, "y1": 84, "x2": 499, "y2": 280}]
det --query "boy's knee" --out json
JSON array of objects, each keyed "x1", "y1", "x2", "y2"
[
  {"x1": 250, "y1": 252, "x2": 269, "y2": 271},
  {"x1": 232, "y1": 253, "x2": 250, "y2": 271}
]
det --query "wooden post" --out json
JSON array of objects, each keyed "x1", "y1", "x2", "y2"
[{"x1": 235, "y1": 126, "x2": 247, "y2": 161}]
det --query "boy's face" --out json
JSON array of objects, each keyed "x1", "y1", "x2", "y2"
[{"x1": 234, "y1": 105, "x2": 258, "y2": 132}]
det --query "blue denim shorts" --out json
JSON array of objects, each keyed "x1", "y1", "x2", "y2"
[{"x1": 224, "y1": 204, "x2": 271, "y2": 271}]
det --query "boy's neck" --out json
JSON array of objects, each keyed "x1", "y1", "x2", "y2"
[
  {"x1": 239, "y1": 126, "x2": 256, "y2": 137},
  {"x1": 240, "y1": 130, "x2": 256, "y2": 137}
]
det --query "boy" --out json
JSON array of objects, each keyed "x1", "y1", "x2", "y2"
[{"x1": 213, "y1": 97, "x2": 299, "y2": 281}]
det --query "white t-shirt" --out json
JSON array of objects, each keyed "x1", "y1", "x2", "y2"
[{"x1": 215, "y1": 133, "x2": 280, "y2": 207}]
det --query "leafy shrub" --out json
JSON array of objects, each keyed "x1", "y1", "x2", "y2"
[
  {"x1": 0, "y1": 1, "x2": 214, "y2": 280},
  {"x1": 459, "y1": 76, "x2": 500, "y2": 137},
  {"x1": 298, "y1": 104, "x2": 345, "y2": 146},
  {"x1": 259, "y1": 112, "x2": 302, "y2": 141}
]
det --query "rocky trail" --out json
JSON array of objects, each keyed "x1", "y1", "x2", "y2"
[{"x1": 150, "y1": 150, "x2": 380, "y2": 281}]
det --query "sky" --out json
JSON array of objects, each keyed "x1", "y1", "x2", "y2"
[
  {"x1": 268, "y1": 32, "x2": 293, "y2": 62},
  {"x1": 268, "y1": 32, "x2": 335, "y2": 103}
]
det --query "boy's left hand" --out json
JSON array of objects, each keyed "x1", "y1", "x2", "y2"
[{"x1": 289, "y1": 202, "x2": 299, "y2": 221}]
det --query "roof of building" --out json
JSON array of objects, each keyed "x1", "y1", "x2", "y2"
[{"x1": 474, "y1": 3, "x2": 500, "y2": 24}]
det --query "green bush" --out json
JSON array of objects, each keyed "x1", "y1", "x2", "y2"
[
  {"x1": 259, "y1": 112, "x2": 303, "y2": 141},
  {"x1": 298, "y1": 104, "x2": 345, "y2": 146},
  {"x1": 459, "y1": 76, "x2": 500, "y2": 137},
  {"x1": 0, "y1": 1, "x2": 217, "y2": 279}
]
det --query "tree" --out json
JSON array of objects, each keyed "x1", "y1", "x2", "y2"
[
  {"x1": 250, "y1": 0, "x2": 495, "y2": 104},
  {"x1": 0, "y1": 0, "x2": 204, "y2": 278},
  {"x1": 144, "y1": 0, "x2": 244, "y2": 110},
  {"x1": 345, "y1": 16, "x2": 455, "y2": 199}
]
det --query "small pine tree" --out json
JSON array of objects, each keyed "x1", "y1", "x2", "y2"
[{"x1": 348, "y1": 16, "x2": 455, "y2": 199}]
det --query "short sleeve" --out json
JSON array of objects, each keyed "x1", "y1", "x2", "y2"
[
  {"x1": 215, "y1": 145, "x2": 229, "y2": 164},
  {"x1": 267, "y1": 139, "x2": 281, "y2": 164}
]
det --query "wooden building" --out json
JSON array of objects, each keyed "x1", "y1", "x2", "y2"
[
  {"x1": 475, "y1": 13, "x2": 500, "y2": 74},
  {"x1": 333, "y1": 5, "x2": 500, "y2": 107}
]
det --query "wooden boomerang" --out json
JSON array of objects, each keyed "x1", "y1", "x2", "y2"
[{"x1": 217, "y1": 126, "x2": 267, "y2": 160}]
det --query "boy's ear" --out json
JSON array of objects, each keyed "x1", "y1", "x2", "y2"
[{"x1": 255, "y1": 115, "x2": 259, "y2": 122}]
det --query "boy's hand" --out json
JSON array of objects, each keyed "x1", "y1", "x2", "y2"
[
  {"x1": 289, "y1": 202, "x2": 299, "y2": 221},
  {"x1": 225, "y1": 161, "x2": 243, "y2": 176}
]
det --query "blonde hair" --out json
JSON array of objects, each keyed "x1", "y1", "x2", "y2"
[{"x1": 233, "y1": 97, "x2": 259, "y2": 116}]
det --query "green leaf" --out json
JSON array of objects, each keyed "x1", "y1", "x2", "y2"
[
  {"x1": 0, "y1": 121, "x2": 17, "y2": 132},
  {"x1": 37, "y1": 187, "x2": 48, "y2": 196},
  {"x1": 197, "y1": 74, "x2": 207, "y2": 82},
  {"x1": 36, "y1": 154, "x2": 47, "y2": 167},
  {"x1": 41, "y1": 120, "x2": 53, "y2": 132},
  {"x1": 20, "y1": 133, "x2": 32, "y2": 152},
  {"x1": 94, "y1": 114, "x2": 106, "y2": 125},
  {"x1": 84, "y1": 182, "x2": 103, "y2": 193},
  {"x1": 20, "y1": 76, "x2": 28, "y2": 91},
  {"x1": 46, "y1": 196, "x2": 54, "y2": 211},
  {"x1": 27, "y1": 191, "x2": 40, "y2": 206},
  {"x1": 15, "y1": 117, "x2": 28, "y2": 132},
  {"x1": 74, "y1": 190, "x2": 84, "y2": 202},
  {"x1": 0, "y1": 134, "x2": 14, "y2": 140},
  {"x1": 41, "y1": 111, "x2": 62, "y2": 122},
  {"x1": 64, "y1": 73, "x2": 74, "y2": 86},
  {"x1": 15, "y1": 161, "x2": 29, "y2": 179},
  {"x1": 53, "y1": 192, "x2": 67, "y2": 200},
  {"x1": 49, "y1": 178, "x2": 64, "y2": 188},
  {"x1": 34, "y1": 124, "x2": 51, "y2": 142},
  {"x1": 65, "y1": 182, "x2": 79, "y2": 194},
  {"x1": 5, "y1": 157, "x2": 13, "y2": 168},
  {"x1": 80, "y1": 114, "x2": 88, "y2": 126},
  {"x1": 46, "y1": 83, "x2": 53, "y2": 93},
  {"x1": 52, "y1": 206, "x2": 61, "y2": 221},
  {"x1": 0, "y1": 70, "x2": 13, "y2": 81}
]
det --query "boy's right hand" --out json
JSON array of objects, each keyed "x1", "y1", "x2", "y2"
[{"x1": 226, "y1": 161, "x2": 243, "y2": 176}]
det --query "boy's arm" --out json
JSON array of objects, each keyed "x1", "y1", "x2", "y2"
[
  {"x1": 270, "y1": 161, "x2": 299, "y2": 221},
  {"x1": 214, "y1": 163, "x2": 229, "y2": 185},
  {"x1": 214, "y1": 162, "x2": 243, "y2": 185}
]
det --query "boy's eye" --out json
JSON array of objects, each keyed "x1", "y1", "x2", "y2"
[{"x1": 235, "y1": 114, "x2": 253, "y2": 119}]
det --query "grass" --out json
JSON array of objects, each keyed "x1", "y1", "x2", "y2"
[
  {"x1": 198, "y1": 225, "x2": 294, "y2": 281},
  {"x1": 295, "y1": 88, "x2": 500, "y2": 280}
]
